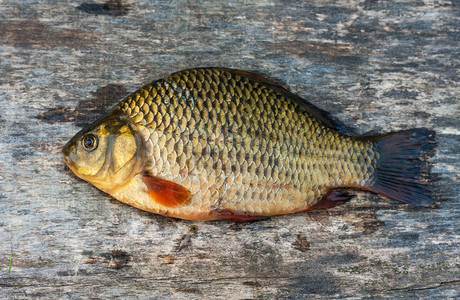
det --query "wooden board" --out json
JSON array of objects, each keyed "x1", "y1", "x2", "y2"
[{"x1": 1, "y1": 0, "x2": 458, "y2": 298}]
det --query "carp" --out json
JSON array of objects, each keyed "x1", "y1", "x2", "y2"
[{"x1": 63, "y1": 68, "x2": 436, "y2": 220}]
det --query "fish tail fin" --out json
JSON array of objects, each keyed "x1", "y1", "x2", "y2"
[{"x1": 368, "y1": 128, "x2": 437, "y2": 206}]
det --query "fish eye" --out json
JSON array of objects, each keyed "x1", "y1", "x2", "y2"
[{"x1": 82, "y1": 134, "x2": 98, "y2": 151}]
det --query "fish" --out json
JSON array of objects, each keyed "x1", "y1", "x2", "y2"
[{"x1": 62, "y1": 68, "x2": 436, "y2": 221}]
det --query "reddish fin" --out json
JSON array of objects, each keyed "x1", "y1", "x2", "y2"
[
  {"x1": 211, "y1": 209, "x2": 268, "y2": 221},
  {"x1": 367, "y1": 128, "x2": 436, "y2": 207},
  {"x1": 142, "y1": 174, "x2": 191, "y2": 207},
  {"x1": 307, "y1": 189, "x2": 354, "y2": 210}
]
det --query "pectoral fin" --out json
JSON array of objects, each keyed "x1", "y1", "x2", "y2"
[{"x1": 142, "y1": 174, "x2": 191, "y2": 207}]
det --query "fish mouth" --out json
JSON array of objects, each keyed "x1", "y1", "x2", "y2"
[
  {"x1": 62, "y1": 140, "x2": 77, "y2": 172},
  {"x1": 61, "y1": 144, "x2": 92, "y2": 184},
  {"x1": 63, "y1": 152, "x2": 74, "y2": 169},
  {"x1": 62, "y1": 142, "x2": 70, "y2": 158}
]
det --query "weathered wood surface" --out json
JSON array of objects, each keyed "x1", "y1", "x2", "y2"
[{"x1": 1, "y1": 0, "x2": 459, "y2": 298}]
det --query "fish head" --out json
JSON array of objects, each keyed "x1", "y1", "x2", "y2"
[{"x1": 62, "y1": 113, "x2": 143, "y2": 194}]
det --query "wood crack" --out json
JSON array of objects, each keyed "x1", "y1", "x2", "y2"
[{"x1": 388, "y1": 279, "x2": 460, "y2": 292}]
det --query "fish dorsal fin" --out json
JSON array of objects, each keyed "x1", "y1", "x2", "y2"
[
  {"x1": 217, "y1": 68, "x2": 350, "y2": 134},
  {"x1": 141, "y1": 174, "x2": 191, "y2": 207}
]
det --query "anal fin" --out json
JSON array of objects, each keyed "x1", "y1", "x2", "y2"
[
  {"x1": 307, "y1": 189, "x2": 354, "y2": 210},
  {"x1": 142, "y1": 174, "x2": 191, "y2": 207}
]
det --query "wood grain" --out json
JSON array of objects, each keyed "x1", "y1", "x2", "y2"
[{"x1": 0, "y1": 0, "x2": 458, "y2": 298}]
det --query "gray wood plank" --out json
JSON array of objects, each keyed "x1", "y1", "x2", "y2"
[{"x1": 0, "y1": 0, "x2": 458, "y2": 298}]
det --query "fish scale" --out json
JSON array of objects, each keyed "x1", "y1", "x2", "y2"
[{"x1": 112, "y1": 68, "x2": 371, "y2": 216}]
